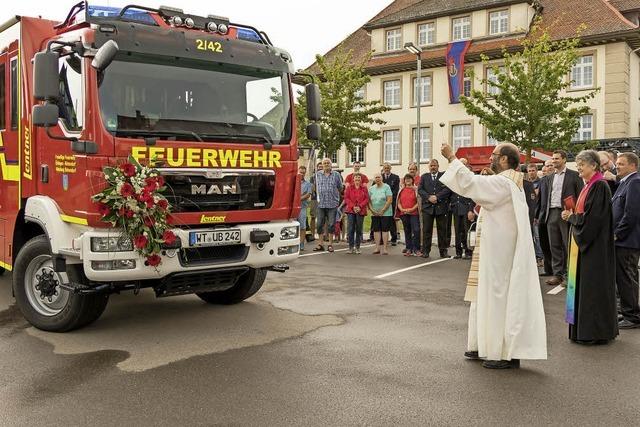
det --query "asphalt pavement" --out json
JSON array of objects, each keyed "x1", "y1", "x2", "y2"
[{"x1": 1, "y1": 241, "x2": 639, "y2": 426}]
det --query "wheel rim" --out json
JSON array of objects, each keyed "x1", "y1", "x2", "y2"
[{"x1": 24, "y1": 254, "x2": 70, "y2": 317}]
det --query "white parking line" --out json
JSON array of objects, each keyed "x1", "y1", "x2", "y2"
[
  {"x1": 374, "y1": 257, "x2": 453, "y2": 279},
  {"x1": 298, "y1": 244, "x2": 376, "y2": 257},
  {"x1": 547, "y1": 285, "x2": 565, "y2": 295}
]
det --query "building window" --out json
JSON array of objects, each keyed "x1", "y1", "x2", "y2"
[
  {"x1": 354, "y1": 86, "x2": 365, "y2": 100},
  {"x1": 452, "y1": 16, "x2": 471, "y2": 41},
  {"x1": 489, "y1": 10, "x2": 509, "y2": 35},
  {"x1": 349, "y1": 144, "x2": 366, "y2": 165},
  {"x1": 486, "y1": 66, "x2": 505, "y2": 96},
  {"x1": 452, "y1": 124, "x2": 472, "y2": 151},
  {"x1": 418, "y1": 22, "x2": 436, "y2": 46},
  {"x1": 571, "y1": 55, "x2": 594, "y2": 89},
  {"x1": 412, "y1": 126, "x2": 432, "y2": 162},
  {"x1": 383, "y1": 80, "x2": 401, "y2": 108},
  {"x1": 386, "y1": 28, "x2": 402, "y2": 51},
  {"x1": 463, "y1": 72, "x2": 472, "y2": 98},
  {"x1": 573, "y1": 114, "x2": 593, "y2": 141},
  {"x1": 413, "y1": 75, "x2": 432, "y2": 106},
  {"x1": 383, "y1": 129, "x2": 401, "y2": 163}
]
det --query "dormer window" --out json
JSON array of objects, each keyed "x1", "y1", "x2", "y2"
[
  {"x1": 417, "y1": 22, "x2": 436, "y2": 46},
  {"x1": 489, "y1": 10, "x2": 509, "y2": 35},
  {"x1": 452, "y1": 16, "x2": 471, "y2": 41},
  {"x1": 386, "y1": 28, "x2": 402, "y2": 51}
]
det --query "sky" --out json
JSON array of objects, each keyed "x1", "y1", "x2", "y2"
[{"x1": 2, "y1": 0, "x2": 394, "y2": 70}]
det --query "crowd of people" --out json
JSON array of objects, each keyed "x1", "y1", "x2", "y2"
[{"x1": 297, "y1": 144, "x2": 640, "y2": 367}]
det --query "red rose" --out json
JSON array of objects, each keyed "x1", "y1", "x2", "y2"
[
  {"x1": 138, "y1": 190, "x2": 152, "y2": 203},
  {"x1": 145, "y1": 199, "x2": 155, "y2": 209},
  {"x1": 156, "y1": 176, "x2": 165, "y2": 187},
  {"x1": 144, "y1": 216, "x2": 155, "y2": 227},
  {"x1": 120, "y1": 183, "x2": 135, "y2": 198},
  {"x1": 162, "y1": 230, "x2": 177, "y2": 245},
  {"x1": 157, "y1": 199, "x2": 169, "y2": 210},
  {"x1": 97, "y1": 203, "x2": 111, "y2": 217},
  {"x1": 118, "y1": 207, "x2": 125, "y2": 216},
  {"x1": 146, "y1": 254, "x2": 162, "y2": 267},
  {"x1": 125, "y1": 209, "x2": 135, "y2": 218},
  {"x1": 133, "y1": 235, "x2": 148, "y2": 249},
  {"x1": 120, "y1": 163, "x2": 136, "y2": 178}
]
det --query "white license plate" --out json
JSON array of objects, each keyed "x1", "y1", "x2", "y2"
[{"x1": 189, "y1": 229, "x2": 241, "y2": 247}]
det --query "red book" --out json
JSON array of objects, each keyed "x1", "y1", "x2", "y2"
[{"x1": 563, "y1": 195, "x2": 576, "y2": 211}]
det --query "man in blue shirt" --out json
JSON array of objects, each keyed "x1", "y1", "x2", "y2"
[
  {"x1": 313, "y1": 158, "x2": 343, "y2": 253},
  {"x1": 298, "y1": 165, "x2": 312, "y2": 251}
]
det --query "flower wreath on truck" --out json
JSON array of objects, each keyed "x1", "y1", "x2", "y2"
[{"x1": 91, "y1": 155, "x2": 176, "y2": 268}]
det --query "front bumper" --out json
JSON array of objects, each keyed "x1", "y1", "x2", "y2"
[{"x1": 78, "y1": 221, "x2": 300, "y2": 281}]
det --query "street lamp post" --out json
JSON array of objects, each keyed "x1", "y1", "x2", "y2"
[{"x1": 405, "y1": 42, "x2": 423, "y2": 173}]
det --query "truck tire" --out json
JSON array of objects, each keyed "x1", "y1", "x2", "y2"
[
  {"x1": 196, "y1": 268, "x2": 266, "y2": 305},
  {"x1": 13, "y1": 235, "x2": 109, "y2": 332}
]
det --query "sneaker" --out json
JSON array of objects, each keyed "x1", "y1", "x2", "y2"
[
  {"x1": 346, "y1": 248, "x2": 354, "y2": 254},
  {"x1": 355, "y1": 248, "x2": 361, "y2": 254},
  {"x1": 619, "y1": 319, "x2": 640, "y2": 329},
  {"x1": 413, "y1": 251, "x2": 422, "y2": 257}
]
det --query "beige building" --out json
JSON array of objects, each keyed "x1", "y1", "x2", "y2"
[{"x1": 306, "y1": 0, "x2": 640, "y2": 177}]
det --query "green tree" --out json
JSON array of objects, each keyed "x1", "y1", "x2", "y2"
[
  {"x1": 296, "y1": 49, "x2": 388, "y2": 159},
  {"x1": 461, "y1": 20, "x2": 599, "y2": 160}
]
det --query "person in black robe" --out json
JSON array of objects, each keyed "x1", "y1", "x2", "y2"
[{"x1": 561, "y1": 150, "x2": 618, "y2": 344}]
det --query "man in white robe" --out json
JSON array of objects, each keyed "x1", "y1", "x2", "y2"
[{"x1": 440, "y1": 143, "x2": 547, "y2": 369}]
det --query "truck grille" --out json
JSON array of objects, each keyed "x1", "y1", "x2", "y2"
[
  {"x1": 161, "y1": 169, "x2": 275, "y2": 213},
  {"x1": 155, "y1": 267, "x2": 248, "y2": 297},
  {"x1": 178, "y1": 244, "x2": 249, "y2": 267}
]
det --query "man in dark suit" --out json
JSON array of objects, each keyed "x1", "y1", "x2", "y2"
[
  {"x1": 449, "y1": 191, "x2": 475, "y2": 259},
  {"x1": 612, "y1": 153, "x2": 640, "y2": 329},
  {"x1": 418, "y1": 159, "x2": 451, "y2": 258},
  {"x1": 535, "y1": 160, "x2": 554, "y2": 276},
  {"x1": 545, "y1": 150, "x2": 584, "y2": 286},
  {"x1": 382, "y1": 162, "x2": 401, "y2": 246}
]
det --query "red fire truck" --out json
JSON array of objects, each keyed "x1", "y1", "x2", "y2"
[{"x1": 0, "y1": 2, "x2": 321, "y2": 331}]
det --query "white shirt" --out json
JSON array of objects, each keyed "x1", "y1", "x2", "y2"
[{"x1": 550, "y1": 167, "x2": 566, "y2": 208}]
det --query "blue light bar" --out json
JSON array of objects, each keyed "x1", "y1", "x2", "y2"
[
  {"x1": 235, "y1": 27, "x2": 262, "y2": 43},
  {"x1": 87, "y1": 5, "x2": 157, "y2": 25}
]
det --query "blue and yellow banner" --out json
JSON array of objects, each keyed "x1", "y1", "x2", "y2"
[{"x1": 446, "y1": 40, "x2": 471, "y2": 104}]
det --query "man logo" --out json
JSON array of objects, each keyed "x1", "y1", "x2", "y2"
[{"x1": 191, "y1": 184, "x2": 239, "y2": 195}]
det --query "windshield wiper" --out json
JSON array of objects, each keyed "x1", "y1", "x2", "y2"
[
  {"x1": 200, "y1": 133, "x2": 276, "y2": 149},
  {"x1": 114, "y1": 129, "x2": 204, "y2": 142}
]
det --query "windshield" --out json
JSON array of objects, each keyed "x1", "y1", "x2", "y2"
[{"x1": 98, "y1": 54, "x2": 292, "y2": 143}]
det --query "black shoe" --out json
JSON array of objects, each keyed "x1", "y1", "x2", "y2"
[
  {"x1": 482, "y1": 359, "x2": 520, "y2": 369},
  {"x1": 421, "y1": 253, "x2": 430, "y2": 259},
  {"x1": 619, "y1": 319, "x2": 640, "y2": 329},
  {"x1": 453, "y1": 254, "x2": 462, "y2": 259},
  {"x1": 464, "y1": 351, "x2": 480, "y2": 360},
  {"x1": 440, "y1": 251, "x2": 449, "y2": 258},
  {"x1": 391, "y1": 241, "x2": 397, "y2": 246},
  {"x1": 463, "y1": 255, "x2": 472, "y2": 260}
]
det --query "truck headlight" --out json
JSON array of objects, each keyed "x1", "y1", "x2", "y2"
[
  {"x1": 280, "y1": 226, "x2": 299, "y2": 240},
  {"x1": 90, "y1": 237, "x2": 134, "y2": 252},
  {"x1": 91, "y1": 260, "x2": 136, "y2": 271}
]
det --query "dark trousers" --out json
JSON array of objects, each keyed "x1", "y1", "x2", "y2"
[
  {"x1": 547, "y1": 208, "x2": 569, "y2": 278},
  {"x1": 390, "y1": 201, "x2": 398, "y2": 242},
  {"x1": 347, "y1": 213, "x2": 364, "y2": 249},
  {"x1": 538, "y1": 221, "x2": 553, "y2": 275},
  {"x1": 400, "y1": 214, "x2": 420, "y2": 252},
  {"x1": 453, "y1": 214, "x2": 471, "y2": 256},
  {"x1": 616, "y1": 246, "x2": 640, "y2": 324},
  {"x1": 422, "y1": 211, "x2": 448, "y2": 255},
  {"x1": 445, "y1": 212, "x2": 452, "y2": 247}
]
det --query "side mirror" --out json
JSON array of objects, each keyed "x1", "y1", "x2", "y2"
[
  {"x1": 33, "y1": 104, "x2": 59, "y2": 127},
  {"x1": 91, "y1": 40, "x2": 119, "y2": 71},
  {"x1": 306, "y1": 123, "x2": 321, "y2": 141},
  {"x1": 305, "y1": 83, "x2": 321, "y2": 121},
  {"x1": 34, "y1": 51, "x2": 60, "y2": 101}
]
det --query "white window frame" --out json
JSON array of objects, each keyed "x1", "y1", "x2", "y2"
[
  {"x1": 413, "y1": 75, "x2": 432, "y2": 106},
  {"x1": 452, "y1": 16, "x2": 471, "y2": 41},
  {"x1": 463, "y1": 72, "x2": 472, "y2": 98},
  {"x1": 489, "y1": 10, "x2": 509, "y2": 35},
  {"x1": 573, "y1": 114, "x2": 593, "y2": 141},
  {"x1": 349, "y1": 144, "x2": 366, "y2": 165},
  {"x1": 571, "y1": 55, "x2": 594, "y2": 90},
  {"x1": 383, "y1": 80, "x2": 401, "y2": 108},
  {"x1": 486, "y1": 66, "x2": 505, "y2": 96},
  {"x1": 354, "y1": 86, "x2": 365, "y2": 100},
  {"x1": 386, "y1": 28, "x2": 402, "y2": 51},
  {"x1": 383, "y1": 129, "x2": 401, "y2": 164},
  {"x1": 411, "y1": 126, "x2": 432, "y2": 162},
  {"x1": 418, "y1": 22, "x2": 436, "y2": 46},
  {"x1": 452, "y1": 124, "x2": 472, "y2": 151}
]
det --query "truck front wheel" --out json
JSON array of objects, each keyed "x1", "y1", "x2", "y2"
[
  {"x1": 13, "y1": 235, "x2": 109, "y2": 332},
  {"x1": 196, "y1": 268, "x2": 266, "y2": 305}
]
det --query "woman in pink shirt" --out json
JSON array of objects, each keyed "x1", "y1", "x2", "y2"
[
  {"x1": 397, "y1": 174, "x2": 422, "y2": 256},
  {"x1": 344, "y1": 174, "x2": 369, "y2": 254}
]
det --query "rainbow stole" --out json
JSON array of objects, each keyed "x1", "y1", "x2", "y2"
[{"x1": 565, "y1": 236, "x2": 579, "y2": 324}]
